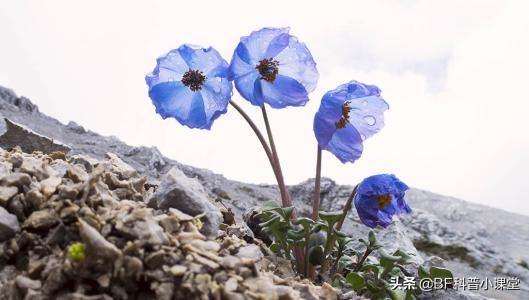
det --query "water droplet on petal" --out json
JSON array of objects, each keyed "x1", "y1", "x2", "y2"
[
  {"x1": 364, "y1": 116, "x2": 376, "y2": 126},
  {"x1": 361, "y1": 134, "x2": 366, "y2": 140},
  {"x1": 168, "y1": 77, "x2": 174, "y2": 82},
  {"x1": 362, "y1": 100, "x2": 368, "y2": 106}
]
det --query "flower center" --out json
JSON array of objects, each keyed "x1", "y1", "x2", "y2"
[
  {"x1": 256, "y1": 58, "x2": 279, "y2": 82},
  {"x1": 377, "y1": 194, "x2": 392, "y2": 209},
  {"x1": 335, "y1": 101, "x2": 352, "y2": 129},
  {"x1": 181, "y1": 69, "x2": 207, "y2": 92}
]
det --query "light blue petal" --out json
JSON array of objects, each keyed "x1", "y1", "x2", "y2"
[
  {"x1": 346, "y1": 84, "x2": 389, "y2": 141},
  {"x1": 274, "y1": 36, "x2": 318, "y2": 93},
  {"x1": 239, "y1": 27, "x2": 290, "y2": 64},
  {"x1": 229, "y1": 48, "x2": 255, "y2": 81},
  {"x1": 265, "y1": 32, "x2": 290, "y2": 58},
  {"x1": 149, "y1": 82, "x2": 195, "y2": 123},
  {"x1": 325, "y1": 123, "x2": 364, "y2": 163},
  {"x1": 233, "y1": 71, "x2": 262, "y2": 106},
  {"x1": 145, "y1": 50, "x2": 188, "y2": 89},
  {"x1": 260, "y1": 75, "x2": 309, "y2": 108},
  {"x1": 178, "y1": 44, "x2": 227, "y2": 76},
  {"x1": 313, "y1": 92, "x2": 345, "y2": 147}
]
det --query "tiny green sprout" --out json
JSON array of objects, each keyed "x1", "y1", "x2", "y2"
[{"x1": 68, "y1": 242, "x2": 86, "y2": 262}]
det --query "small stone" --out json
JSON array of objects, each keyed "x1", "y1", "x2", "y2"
[
  {"x1": 20, "y1": 156, "x2": 48, "y2": 180},
  {"x1": 96, "y1": 274, "x2": 111, "y2": 288},
  {"x1": 169, "y1": 265, "x2": 187, "y2": 276},
  {"x1": 236, "y1": 244, "x2": 263, "y2": 261},
  {"x1": 0, "y1": 206, "x2": 19, "y2": 241},
  {"x1": 78, "y1": 219, "x2": 122, "y2": 270},
  {"x1": 105, "y1": 153, "x2": 137, "y2": 180},
  {"x1": 23, "y1": 210, "x2": 59, "y2": 231},
  {"x1": 40, "y1": 176, "x2": 61, "y2": 196},
  {"x1": 0, "y1": 186, "x2": 18, "y2": 206},
  {"x1": 67, "y1": 164, "x2": 89, "y2": 183},
  {"x1": 0, "y1": 172, "x2": 31, "y2": 188},
  {"x1": 15, "y1": 275, "x2": 41, "y2": 290}
]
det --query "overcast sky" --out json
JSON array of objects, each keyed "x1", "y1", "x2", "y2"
[{"x1": 1, "y1": 0, "x2": 528, "y2": 215}]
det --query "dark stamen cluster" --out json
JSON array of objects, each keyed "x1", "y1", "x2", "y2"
[
  {"x1": 181, "y1": 69, "x2": 207, "y2": 91},
  {"x1": 256, "y1": 58, "x2": 279, "y2": 82},
  {"x1": 335, "y1": 101, "x2": 352, "y2": 129}
]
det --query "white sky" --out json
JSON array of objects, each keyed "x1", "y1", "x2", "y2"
[{"x1": 1, "y1": 0, "x2": 528, "y2": 215}]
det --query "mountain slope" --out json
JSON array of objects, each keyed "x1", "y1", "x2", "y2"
[{"x1": 1, "y1": 85, "x2": 528, "y2": 299}]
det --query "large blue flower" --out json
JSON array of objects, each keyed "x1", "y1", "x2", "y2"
[
  {"x1": 354, "y1": 174, "x2": 411, "y2": 228},
  {"x1": 229, "y1": 27, "x2": 318, "y2": 108},
  {"x1": 313, "y1": 81, "x2": 389, "y2": 163},
  {"x1": 146, "y1": 44, "x2": 232, "y2": 129}
]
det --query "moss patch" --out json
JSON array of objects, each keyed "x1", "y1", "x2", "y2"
[{"x1": 413, "y1": 239, "x2": 481, "y2": 268}]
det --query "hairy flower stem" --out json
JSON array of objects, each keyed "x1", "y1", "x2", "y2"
[
  {"x1": 354, "y1": 248, "x2": 373, "y2": 272},
  {"x1": 311, "y1": 146, "x2": 322, "y2": 221},
  {"x1": 260, "y1": 105, "x2": 291, "y2": 207},
  {"x1": 336, "y1": 185, "x2": 358, "y2": 231},
  {"x1": 260, "y1": 105, "x2": 305, "y2": 272},
  {"x1": 229, "y1": 101, "x2": 281, "y2": 185}
]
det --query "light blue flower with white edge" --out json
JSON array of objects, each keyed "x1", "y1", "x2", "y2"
[
  {"x1": 229, "y1": 27, "x2": 318, "y2": 108},
  {"x1": 146, "y1": 44, "x2": 232, "y2": 129}
]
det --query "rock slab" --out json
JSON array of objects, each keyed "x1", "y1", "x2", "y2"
[{"x1": 149, "y1": 167, "x2": 222, "y2": 237}]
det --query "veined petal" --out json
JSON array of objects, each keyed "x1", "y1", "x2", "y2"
[
  {"x1": 239, "y1": 27, "x2": 290, "y2": 64},
  {"x1": 325, "y1": 124, "x2": 364, "y2": 163},
  {"x1": 145, "y1": 50, "x2": 188, "y2": 88},
  {"x1": 234, "y1": 71, "x2": 262, "y2": 106},
  {"x1": 149, "y1": 82, "x2": 206, "y2": 128},
  {"x1": 274, "y1": 36, "x2": 318, "y2": 93},
  {"x1": 178, "y1": 44, "x2": 228, "y2": 76},
  {"x1": 260, "y1": 75, "x2": 309, "y2": 108}
]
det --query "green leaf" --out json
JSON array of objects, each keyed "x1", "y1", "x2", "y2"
[
  {"x1": 393, "y1": 249, "x2": 414, "y2": 265},
  {"x1": 346, "y1": 272, "x2": 366, "y2": 291},
  {"x1": 368, "y1": 230, "x2": 377, "y2": 244},
  {"x1": 263, "y1": 200, "x2": 281, "y2": 210},
  {"x1": 319, "y1": 211, "x2": 343, "y2": 226},
  {"x1": 366, "y1": 280, "x2": 384, "y2": 293},
  {"x1": 379, "y1": 250, "x2": 400, "y2": 268},
  {"x1": 338, "y1": 255, "x2": 353, "y2": 272},
  {"x1": 418, "y1": 266, "x2": 430, "y2": 280},
  {"x1": 335, "y1": 230, "x2": 348, "y2": 238},
  {"x1": 385, "y1": 286, "x2": 407, "y2": 300},
  {"x1": 429, "y1": 266, "x2": 453, "y2": 280},
  {"x1": 270, "y1": 243, "x2": 281, "y2": 254},
  {"x1": 292, "y1": 217, "x2": 314, "y2": 228},
  {"x1": 282, "y1": 207, "x2": 295, "y2": 220},
  {"x1": 259, "y1": 215, "x2": 280, "y2": 228}
]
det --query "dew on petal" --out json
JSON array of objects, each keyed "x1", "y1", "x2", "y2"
[
  {"x1": 362, "y1": 100, "x2": 368, "y2": 106},
  {"x1": 364, "y1": 116, "x2": 376, "y2": 126}
]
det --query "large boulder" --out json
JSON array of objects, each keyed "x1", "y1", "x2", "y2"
[{"x1": 149, "y1": 167, "x2": 222, "y2": 237}]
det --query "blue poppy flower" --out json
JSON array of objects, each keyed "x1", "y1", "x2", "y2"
[
  {"x1": 145, "y1": 44, "x2": 232, "y2": 129},
  {"x1": 313, "y1": 81, "x2": 389, "y2": 163},
  {"x1": 354, "y1": 174, "x2": 411, "y2": 228},
  {"x1": 229, "y1": 27, "x2": 318, "y2": 108}
]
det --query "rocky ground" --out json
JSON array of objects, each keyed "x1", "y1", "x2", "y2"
[{"x1": 1, "y1": 85, "x2": 529, "y2": 299}]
